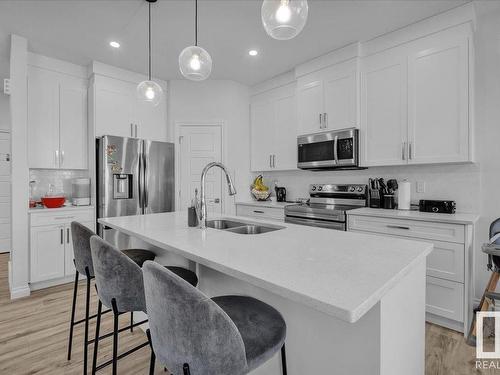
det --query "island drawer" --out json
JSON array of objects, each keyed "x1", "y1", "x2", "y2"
[
  {"x1": 348, "y1": 215, "x2": 464, "y2": 243},
  {"x1": 426, "y1": 276, "x2": 464, "y2": 322},
  {"x1": 30, "y1": 209, "x2": 95, "y2": 227},
  {"x1": 236, "y1": 204, "x2": 284, "y2": 221}
]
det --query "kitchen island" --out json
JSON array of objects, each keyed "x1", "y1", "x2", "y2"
[{"x1": 99, "y1": 212, "x2": 432, "y2": 375}]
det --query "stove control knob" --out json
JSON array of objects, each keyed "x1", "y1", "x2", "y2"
[
  {"x1": 318, "y1": 186, "x2": 323, "y2": 191},
  {"x1": 349, "y1": 186, "x2": 355, "y2": 192},
  {"x1": 357, "y1": 186, "x2": 364, "y2": 192},
  {"x1": 311, "y1": 186, "x2": 316, "y2": 191}
]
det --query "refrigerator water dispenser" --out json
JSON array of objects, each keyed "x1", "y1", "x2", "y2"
[{"x1": 113, "y1": 174, "x2": 133, "y2": 199}]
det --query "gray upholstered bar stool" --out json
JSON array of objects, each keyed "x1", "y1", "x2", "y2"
[
  {"x1": 89, "y1": 235, "x2": 198, "y2": 375},
  {"x1": 143, "y1": 261, "x2": 288, "y2": 375},
  {"x1": 67, "y1": 222, "x2": 157, "y2": 375}
]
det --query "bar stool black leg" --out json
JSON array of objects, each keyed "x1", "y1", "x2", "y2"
[
  {"x1": 146, "y1": 329, "x2": 155, "y2": 375},
  {"x1": 111, "y1": 298, "x2": 119, "y2": 375},
  {"x1": 183, "y1": 364, "x2": 191, "y2": 375},
  {"x1": 67, "y1": 270, "x2": 79, "y2": 360},
  {"x1": 83, "y1": 267, "x2": 92, "y2": 375},
  {"x1": 91, "y1": 300, "x2": 102, "y2": 375},
  {"x1": 281, "y1": 344, "x2": 288, "y2": 375},
  {"x1": 130, "y1": 312, "x2": 134, "y2": 332}
]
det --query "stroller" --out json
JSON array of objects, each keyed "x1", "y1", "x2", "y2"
[{"x1": 467, "y1": 218, "x2": 500, "y2": 345}]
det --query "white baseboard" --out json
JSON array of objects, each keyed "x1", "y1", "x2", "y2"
[
  {"x1": 29, "y1": 275, "x2": 75, "y2": 291},
  {"x1": 10, "y1": 284, "x2": 30, "y2": 299}
]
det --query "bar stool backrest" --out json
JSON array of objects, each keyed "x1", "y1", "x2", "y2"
[
  {"x1": 491, "y1": 218, "x2": 500, "y2": 269},
  {"x1": 143, "y1": 261, "x2": 248, "y2": 375},
  {"x1": 71, "y1": 221, "x2": 96, "y2": 277},
  {"x1": 90, "y1": 235, "x2": 146, "y2": 313}
]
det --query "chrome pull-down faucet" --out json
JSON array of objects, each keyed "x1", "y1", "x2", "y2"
[{"x1": 198, "y1": 162, "x2": 237, "y2": 229}]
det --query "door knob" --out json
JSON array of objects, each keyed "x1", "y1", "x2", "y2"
[{"x1": 214, "y1": 198, "x2": 220, "y2": 204}]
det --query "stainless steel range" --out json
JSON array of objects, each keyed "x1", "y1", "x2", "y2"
[{"x1": 285, "y1": 184, "x2": 367, "y2": 230}]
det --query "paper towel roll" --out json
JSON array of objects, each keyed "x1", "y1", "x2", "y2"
[{"x1": 398, "y1": 179, "x2": 411, "y2": 210}]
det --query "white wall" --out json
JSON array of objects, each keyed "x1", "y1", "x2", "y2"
[
  {"x1": 168, "y1": 80, "x2": 251, "y2": 214},
  {"x1": 0, "y1": 55, "x2": 10, "y2": 131},
  {"x1": 257, "y1": 2, "x2": 500, "y2": 303}
]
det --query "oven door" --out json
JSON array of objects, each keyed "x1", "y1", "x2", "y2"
[{"x1": 285, "y1": 215, "x2": 346, "y2": 231}]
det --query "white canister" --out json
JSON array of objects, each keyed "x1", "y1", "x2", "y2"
[
  {"x1": 72, "y1": 178, "x2": 91, "y2": 206},
  {"x1": 398, "y1": 179, "x2": 411, "y2": 210}
]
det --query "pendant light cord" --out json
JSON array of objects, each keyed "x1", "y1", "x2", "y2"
[
  {"x1": 195, "y1": 0, "x2": 198, "y2": 46},
  {"x1": 148, "y1": 1, "x2": 152, "y2": 80}
]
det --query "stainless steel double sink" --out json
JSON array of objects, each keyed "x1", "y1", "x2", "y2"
[{"x1": 206, "y1": 219, "x2": 285, "y2": 235}]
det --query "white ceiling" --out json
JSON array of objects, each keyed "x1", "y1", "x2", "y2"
[{"x1": 0, "y1": 0, "x2": 469, "y2": 86}]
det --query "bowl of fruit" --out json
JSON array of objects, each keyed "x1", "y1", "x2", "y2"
[{"x1": 251, "y1": 175, "x2": 271, "y2": 201}]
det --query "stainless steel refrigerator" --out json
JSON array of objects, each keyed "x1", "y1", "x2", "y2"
[{"x1": 96, "y1": 135, "x2": 174, "y2": 249}]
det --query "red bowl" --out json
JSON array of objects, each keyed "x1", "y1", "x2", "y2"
[{"x1": 41, "y1": 197, "x2": 66, "y2": 208}]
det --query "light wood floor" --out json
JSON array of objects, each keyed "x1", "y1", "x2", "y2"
[{"x1": 0, "y1": 253, "x2": 497, "y2": 374}]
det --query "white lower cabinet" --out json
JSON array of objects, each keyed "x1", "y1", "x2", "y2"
[
  {"x1": 29, "y1": 209, "x2": 95, "y2": 285},
  {"x1": 348, "y1": 212, "x2": 473, "y2": 333},
  {"x1": 235, "y1": 203, "x2": 285, "y2": 222},
  {"x1": 30, "y1": 225, "x2": 66, "y2": 283}
]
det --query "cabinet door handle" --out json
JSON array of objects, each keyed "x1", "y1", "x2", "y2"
[
  {"x1": 135, "y1": 124, "x2": 138, "y2": 138},
  {"x1": 67, "y1": 228, "x2": 70, "y2": 244},
  {"x1": 130, "y1": 123, "x2": 134, "y2": 137},
  {"x1": 269, "y1": 155, "x2": 272, "y2": 168},
  {"x1": 253, "y1": 210, "x2": 264, "y2": 214},
  {"x1": 324, "y1": 113, "x2": 328, "y2": 129},
  {"x1": 387, "y1": 225, "x2": 410, "y2": 230},
  {"x1": 273, "y1": 154, "x2": 276, "y2": 168},
  {"x1": 402, "y1": 142, "x2": 406, "y2": 160},
  {"x1": 55, "y1": 150, "x2": 59, "y2": 167},
  {"x1": 60, "y1": 228, "x2": 64, "y2": 244},
  {"x1": 409, "y1": 142, "x2": 412, "y2": 160},
  {"x1": 60, "y1": 150, "x2": 64, "y2": 166}
]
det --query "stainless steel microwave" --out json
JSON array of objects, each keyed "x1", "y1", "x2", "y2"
[{"x1": 297, "y1": 128, "x2": 360, "y2": 170}]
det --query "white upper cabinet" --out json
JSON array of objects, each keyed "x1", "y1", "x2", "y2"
[
  {"x1": 250, "y1": 83, "x2": 297, "y2": 172},
  {"x1": 250, "y1": 97, "x2": 274, "y2": 172},
  {"x1": 297, "y1": 59, "x2": 358, "y2": 135},
  {"x1": 297, "y1": 74, "x2": 324, "y2": 135},
  {"x1": 94, "y1": 77, "x2": 136, "y2": 139},
  {"x1": 360, "y1": 49, "x2": 408, "y2": 166},
  {"x1": 407, "y1": 33, "x2": 470, "y2": 164},
  {"x1": 28, "y1": 67, "x2": 60, "y2": 169},
  {"x1": 360, "y1": 25, "x2": 472, "y2": 167},
  {"x1": 59, "y1": 76, "x2": 88, "y2": 169},
  {"x1": 28, "y1": 65, "x2": 88, "y2": 169},
  {"x1": 93, "y1": 75, "x2": 167, "y2": 141}
]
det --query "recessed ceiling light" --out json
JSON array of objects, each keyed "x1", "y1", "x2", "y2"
[
  {"x1": 248, "y1": 49, "x2": 258, "y2": 56},
  {"x1": 109, "y1": 41, "x2": 120, "y2": 48}
]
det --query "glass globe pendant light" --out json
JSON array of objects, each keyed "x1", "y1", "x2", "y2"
[
  {"x1": 261, "y1": 0, "x2": 309, "y2": 40},
  {"x1": 179, "y1": 0, "x2": 212, "y2": 81},
  {"x1": 137, "y1": 0, "x2": 163, "y2": 106}
]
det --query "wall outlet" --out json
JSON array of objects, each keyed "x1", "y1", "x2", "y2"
[
  {"x1": 3, "y1": 79, "x2": 10, "y2": 95},
  {"x1": 416, "y1": 181, "x2": 426, "y2": 193}
]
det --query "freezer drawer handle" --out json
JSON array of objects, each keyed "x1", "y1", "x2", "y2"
[{"x1": 386, "y1": 225, "x2": 410, "y2": 230}]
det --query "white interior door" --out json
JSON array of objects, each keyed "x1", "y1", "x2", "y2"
[
  {"x1": 0, "y1": 132, "x2": 10, "y2": 253},
  {"x1": 179, "y1": 125, "x2": 223, "y2": 216}
]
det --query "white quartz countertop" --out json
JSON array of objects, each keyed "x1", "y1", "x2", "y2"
[
  {"x1": 29, "y1": 205, "x2": 94, "y2": 214},
  {"x1": 99, "y1": 212, "x2": 432, "y2": 323},
  {"x1": 235, "y1": 201, "x2": 297, "y2": 209},
  {"x1": 348, "y1": 207, "x2": 479, "y2": 225}
]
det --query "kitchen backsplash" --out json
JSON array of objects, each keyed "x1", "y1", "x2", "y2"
[
  {"x1": 258, "y1": 163, "x2": 480, "y2": 213},
  {"x1": 29, "y1": 169, "x2": 89, "y2": 200}
]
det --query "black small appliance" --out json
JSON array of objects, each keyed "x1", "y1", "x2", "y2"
[
  {"x1": 419, "y1": 200, "x2": 456, "y2": 214},
  {"x1": 275, "y1": 186, "x2": 287, "y2": 202}
]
